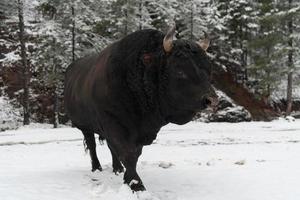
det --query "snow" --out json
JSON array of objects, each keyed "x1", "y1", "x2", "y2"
[
  {"x1": 1, "y1": 52, "x2": 21, "y2": 63},
  {"x1": 23, "y1": 0, "x2": 41, "y2": 22},
  {"x1": 272, "y1": 79, "x2": 300, "y2": 100},
  {"x1": 1, "y1": 120, "x2": 300, "y2": 200}
]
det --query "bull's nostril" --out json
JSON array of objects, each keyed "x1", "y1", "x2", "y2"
[
  {"x1": 204, "y1": 98, "x2": 211, "y2": 105},
  {"x1": 201, "y1": 97, "x2": 212, "y2": 106}
]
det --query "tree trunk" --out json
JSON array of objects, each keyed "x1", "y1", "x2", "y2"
[
  {"x1": 286, "y1": 0, "x2": 293, "y2": 115},
  {"x1": 190, "y1": 1, "x2": 194, "y2": 40},
  {"x1": 286, "y1": 72, "x2": 293, "y2": 115},
  {"x1": 124, "y1": 0, "x2": 128, "y2": 36},
  {"x1": 72, "y1": 6, "x2": 75, "y2": 62},
  {"x1": 138, "y1": 0, "x2": 142, "y2": 30},
  {"x1": 53, "y1": 86, "x2": 59, "y2": 128},
  {"x1": 17, "y1": 0, "x2": 30, "y2": 125}
]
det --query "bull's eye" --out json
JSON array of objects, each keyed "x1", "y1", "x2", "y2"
[{"x1": 176, "y1": 71, "x2": 188, "y2": 79}]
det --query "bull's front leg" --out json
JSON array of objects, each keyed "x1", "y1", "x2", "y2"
[
  {"x1": 103, "y1": 118, "x2": 145, "y2": 191},
  {"x1": 108, "y1": 139, "x2": 145, "y2": 191},
  {"x1": 122, "y1": 145, "x2": 144, "y2": 191}
]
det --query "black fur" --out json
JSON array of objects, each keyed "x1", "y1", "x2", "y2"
[{"x1": 64, "y1": 29, "x2": 216, "y2": 191}]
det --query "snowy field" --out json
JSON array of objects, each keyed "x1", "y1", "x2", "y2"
[{"x1": 1, "y1": 119, "x2": 300, "y2": 200}]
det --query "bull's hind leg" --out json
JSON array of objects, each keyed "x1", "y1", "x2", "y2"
[
  {"x1": 107, "y1": 143, "x2": 124, "y2": 174},
  {"x1": 82, "y1": 130, "x2": 102, "y2": 172}
]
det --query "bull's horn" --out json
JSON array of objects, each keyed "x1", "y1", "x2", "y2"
[
  {"x1": 197, "y1": 31, "x2": 210, "y2": 51},
  {"x1": 163, "y1": 24, "x2": 176, "y2": 53}
]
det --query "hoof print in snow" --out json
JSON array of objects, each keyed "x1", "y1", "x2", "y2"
[
  {"x1": 256, "y1": 159, "x2": 266, "y2": 163},
  {"x1": 158, "y1": 162, "x2": 173, "y2": 169},
  {"x1": 234, "y1": 160, "x2": 246, "y2": 165},
  {"x1": 136, "y1": 191, "x2": 158, "y2": 200},
  {"x1": 206, "y1": 160, "x2": 216, "y2": 166}
]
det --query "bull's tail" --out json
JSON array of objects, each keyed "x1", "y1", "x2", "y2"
[
  {"x1": 83, "y1": 138, "x2": 88, "y2": 153},
  {"x1": 98, "y1": 134, "x2": 105, "y2": 145},
  {"x1": 83, "y1": 134, "x2": 105, "y2": 153}
]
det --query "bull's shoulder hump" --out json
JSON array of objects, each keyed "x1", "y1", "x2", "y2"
[{"x1": 119, "y1": 29, "x2": 164, "y2": 45}]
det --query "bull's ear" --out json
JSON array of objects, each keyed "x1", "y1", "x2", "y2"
[
  {"x1": 163, "y1": 24, "x2": 176, "y2": 53},
  {"x1": 197, "y1": 31, "x2": 210, "y2": 51}
]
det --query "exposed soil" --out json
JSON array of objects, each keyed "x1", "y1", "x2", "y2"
[{"x1": 213, "y1": 70, "x2": 279, "y2": 121}]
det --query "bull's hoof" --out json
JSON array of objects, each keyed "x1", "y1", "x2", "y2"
[
  {"x1": 91, "y1": 163, "x2": 103, "y2": 172},
  {"x1": 128, "y1": 180, "x2": 146, "y2": 192},
  {"x1": 113, "y1": 165, "x2": 124, "y2": 174}
]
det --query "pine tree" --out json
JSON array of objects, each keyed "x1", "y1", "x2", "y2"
[
  {"x1": 17, "y1": 0, "x2": 30, "y2": 125},
  {"x1": 143, "y1": 0, "x2": 176, "y2": 31},
  {"x1": 276, "y1": 0, "x2": 300, "y2": 114},
  {"x1": 213, "y1": 0, "x2": 256, "y2": 84},
  {"x1": 175, "y1": 0, "x2": 215, "y2": 40},
  {"x1": 107, "y1": 0, "x2": 153, "y2": 38},
  {"x1": 286, "y1": 0, "x2": 294, "y2": 115},
  {"x1": 247, "y1": 0, "x2": 284, "y2": 103},
  {"x1": 31, "y1": 0, "x2": 114, "y2": 125}
]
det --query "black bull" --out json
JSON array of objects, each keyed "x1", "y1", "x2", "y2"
[{"x1": 64, "y1": 27, "x2": 218, "y2": 191}]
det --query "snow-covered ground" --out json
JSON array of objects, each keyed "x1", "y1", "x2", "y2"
[{"x1": 1, "y1": 119, "x2": 300, "y2": 200}]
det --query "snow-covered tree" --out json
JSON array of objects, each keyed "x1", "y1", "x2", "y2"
[
  {"x1": 275, "y1": 0, "x2": 300, "y2": 114},
  {"x1": 175, "y1": 0, "x2": 216, "y2": 40},
  {"x1": 31, "y1": 0, "x2": 111, "y2": 126},
  {"x1": 17, "y1": 0, "x2": 30, "y2": 125},
  {"x1": 217, "y1": 0, "x2": 257, "y2": 79},
  {"x1": 247, "y1": 0, "x2": 284, "y2": 102},
  {"x1": 143, "y1": 0, "x2": 177, "y2": 31},
  {"x1": 0, "y1": 0, "x2": 32, "y2": 125}
]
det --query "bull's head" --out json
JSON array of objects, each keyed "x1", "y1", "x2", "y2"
[{"x1": 163, "y1": 25, "x2": 218, "y2": 122}]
